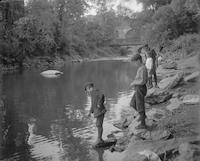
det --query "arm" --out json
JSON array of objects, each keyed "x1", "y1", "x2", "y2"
[
  {"x1": 131, "y1": 67, "x2": 147, "y2": 86},
  {"x1": 97, "y1": 94, "x2": 105, "y2": 107}
]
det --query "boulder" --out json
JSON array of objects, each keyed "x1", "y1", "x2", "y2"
[
  {"x1": 157, "y1": 66, "x2": 181, "y2": 78},
  {"x1": 113, "y1": 108, "x2": 138, "y2": 129},
  {"x1": 107, "y1": 130, "x2": 124, "y2": 140},
  {"x1": 40, "y1": 70, "x2": 63, "y2": 78},
  {"x1": 162, "y1": 61, "x2": 177, "y2": 70},
  {"x1": 92, "y1": 139, "x2": 117, "y2": 148},
  {"x1": 158, "y1": 72, "x2": 184, "y2": 90},
  {"x1": 138, "y1": 150, "x2": 161, "y2": 161},
  {"x1": 182, "y1": 95, "x2": 200, "y2": 105},
  {"x1": 136, "y1": 129, "x2": 172, "y2": 141},
  {"x1": 166, "y1": 98, "x2": 182, "y2": 112},
  {"x1": 146, "y1": 89, "x2": 173, "y2": 105},
  {"x1": 128, "y1": 118, "x2": 156, "y2": 137},
  {"x1": 184, "y1": 71, "x2": 200, "y2": 82},
  {"x1": 146, "y1": 108, "x2": 166, "y2": 121},
  {"x1": 123, "y1": 136, "x2": 200, "y2": 161},
  {"x1": 175, "y1": 142, "x2": 200, "y2": 161}
]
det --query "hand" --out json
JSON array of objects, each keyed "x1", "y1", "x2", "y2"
[{"x1": 130, "y1": 82, "x2": 135, "y2": 88}]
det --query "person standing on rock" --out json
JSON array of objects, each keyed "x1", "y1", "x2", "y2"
[
  {"x1": 130, "y1": 54, "x2": 148, "y2": 129},
  {"x1": 85, "y1": 83, "x2": 106, "y2": 145},
  {"x1": 145, "y1": 50, "x2": 154, "y2": 89},
  {"x1": 144, "y1": 44, "x2": 159, "y2": 88}
]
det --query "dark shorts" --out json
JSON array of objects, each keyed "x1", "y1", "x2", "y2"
[
  {"x1": 96, "y1": 113, "x2": 104, "y2": 127},
  {"x1": 130, "y1": 85, "x2": 147, "y2": 112}
]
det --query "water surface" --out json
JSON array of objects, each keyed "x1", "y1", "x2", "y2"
[{"x1": 0, "y1": 60, "x2": 136, "y2": 161}]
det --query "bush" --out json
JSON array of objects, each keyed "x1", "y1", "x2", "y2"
[
  {"x1": 0, "y1": 16, "x2": 56, "y2": 66},
  {"x1": 119, "y1": 47, "x2": 130, "y2": 56},
  {"x1": 171, "y1": 34, "x2": 200, "y2": 57}
]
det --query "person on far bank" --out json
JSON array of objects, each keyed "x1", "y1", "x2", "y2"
[
  {"x1": 130, "y1": 54, "x2": 148, "y2": 129},
  {"x1": 85, "y1": 83, "x2": 106, "y2": 144}
]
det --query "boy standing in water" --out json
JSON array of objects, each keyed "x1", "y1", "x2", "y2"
[
  {"x1": 85, "y1": 83, "x2": 106, "y2": 144},
  {"x1": 130, "y1": 54, "x2": 148, "y2": 129}
]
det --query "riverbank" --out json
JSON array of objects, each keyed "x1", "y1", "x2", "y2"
[
  {"x1": 107, "y1": 53, "x2": 200, "y2": 161},
  {"x1": 0, "y1": 46, "x2": 132, "y2": 73}
]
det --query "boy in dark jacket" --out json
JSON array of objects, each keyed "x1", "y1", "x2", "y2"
[{"x1": 85, "y1": 83, "x2": 106, "y2": 144}]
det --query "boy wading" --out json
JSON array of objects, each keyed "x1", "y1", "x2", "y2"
[
  {"x1": 130, "y1": 54, "x2": 148, "y2": 129},
  {"x1": 85, "y1": 83, "x2": 106, "y2": 144}
]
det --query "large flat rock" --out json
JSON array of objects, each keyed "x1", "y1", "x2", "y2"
[
  {"x1": 166, "y1": 98, "x2": 182, "y2": 111},
  {"x1": 123, "y1": 136, "x2": 200, "y2": 161},
  {"x1": 158, "y1": 72, "x2": 184, "y2": 90},
  {"x1": 162, "y1": 61, "x2": 177, "y2": 70},
  {"x1": 146, "y1": 88, "x2": 173, "y2": 105},
  {"x1": 182, "y1": 94, "x2": 200, "y2": 105},
  {"x1": 184, "y1": 71, "x2": 200, "y2": 82}
]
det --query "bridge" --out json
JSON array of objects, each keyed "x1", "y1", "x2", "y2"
[{"x1": 109, "y1": 38, "x2": 143, "y2": 47}]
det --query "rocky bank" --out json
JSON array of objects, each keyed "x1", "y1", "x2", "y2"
[{"x1": 108, "y1": 54, "x2": 200, "y2": 161}]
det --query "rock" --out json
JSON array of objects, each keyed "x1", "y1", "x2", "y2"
[
  {"x1": 123, "y1": 136, "x2": 200, "y2": 161},
  {"x1": 138, "y1": 150, "x2": 161, "y2": 161},
  {"x1": 184, "y1": 71, "x2": 200, "y2": 82},
  {"x1": 157, "y1": 66, "x2": 181, "y2": 78},
  {"x1": 175, "y1": 142, "x2": 200, "y2": 161},
  {"x1": 113, "y1": 118, "x2": 132, "y2": 129},
  {"x1": 113, "y1": 109, "x2": 138, "y2": 129},
  {"x1": 40, "y1": 70, "x2": 63, "y2": 78},
  {"x1": 166, "y1": 98, "x2": 182, "y2": 112},
  {"x1": 172, "y1": 92, "x2": 181, "y2": 98},
  {"x1": 182, "y1": 95, "x2": 200, "y2": 105},
  {"x1": 146, "y1": 109, "x2": 166, "y2": 121},
  {"x1": 158, "y1": 72, "x2": 184, "y2": 90},
  {"x1": 136, "y1": 129, "x2": 172, "y2": 141},
  {"x1": 110, "y1": 134, "x2": 132, "y2": 152},
  {"x1": 146, "y1": 90, "x2": 173, "y2": 105},
  {"x1": 107, "y1": 130, "x2": 123, "y2": 140},
  {"x1": 162, "y1": 61, "x2": 177, "y2": 70},
  {"x1": 92, "y1": 139, "x2": 117, "y2": 148},
  {"x1": 128, "y1": 118, "x2": 156, "y2": 137}
]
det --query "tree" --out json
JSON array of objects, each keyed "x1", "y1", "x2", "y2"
[{"x1": 137, "y1": 0, "x2": 172, "y2": 10}]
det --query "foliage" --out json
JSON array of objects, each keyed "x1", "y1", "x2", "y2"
[
  {"x1": 130, "y1": 0, "x2": 200, "y2": 47},
  {"x1": 171, "y1": 34, "x2": 200, "y2": 56},
  {"x1": 0, "y1": 0, "x2": 121, "y2": 67},
  {"x1": 0, "y1": 16, "x2": 56, "y2": 66},
  {"x1": 137, "y1": 0, "x2": 172, "y2": 10}
]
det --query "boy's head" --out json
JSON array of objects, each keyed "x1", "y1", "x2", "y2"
[
  {"x1": 146, "y1": 50, "x2": 152, "y2": 58},
  {"x1": 84, "y1": 82, "x2": 94, "y2": 95},
  {"x1": 131, "y1": 54, "x2": 143, "y2": 66},
  {"x1": 144, "y1": 44, "x2": 150, "y2": 52}
]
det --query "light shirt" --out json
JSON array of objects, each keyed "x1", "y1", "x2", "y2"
[{"x1": 145, "y1": 57, "x2": 153, "y2": 70}]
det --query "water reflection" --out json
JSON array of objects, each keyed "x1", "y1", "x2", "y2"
[{"x1": 1, "y1": 60, "x2": 136, "y2": 161}]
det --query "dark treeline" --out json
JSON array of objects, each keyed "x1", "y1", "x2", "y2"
[
  {"x1": 0, "y1": 0, "x2": 125, "y2": 68},
  {"x1": 130, "y1": 0, "x2": 200, "y2": 57},
  {"x1": 0, "y1": 0, "x2": 199, "y2": 68}
]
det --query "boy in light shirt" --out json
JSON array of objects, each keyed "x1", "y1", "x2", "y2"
[{"x1": 145, "y1": 51, "x2": 153, "y2": 89}]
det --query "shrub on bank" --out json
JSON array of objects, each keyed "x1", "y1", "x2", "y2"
[{"x1": 171, "y1": 34, "x2": 200, "y2": 57}]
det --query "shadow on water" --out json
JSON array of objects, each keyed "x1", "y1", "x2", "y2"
[{"x1": 0, "y1": 60, "x2": 137, "y2": 161}]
